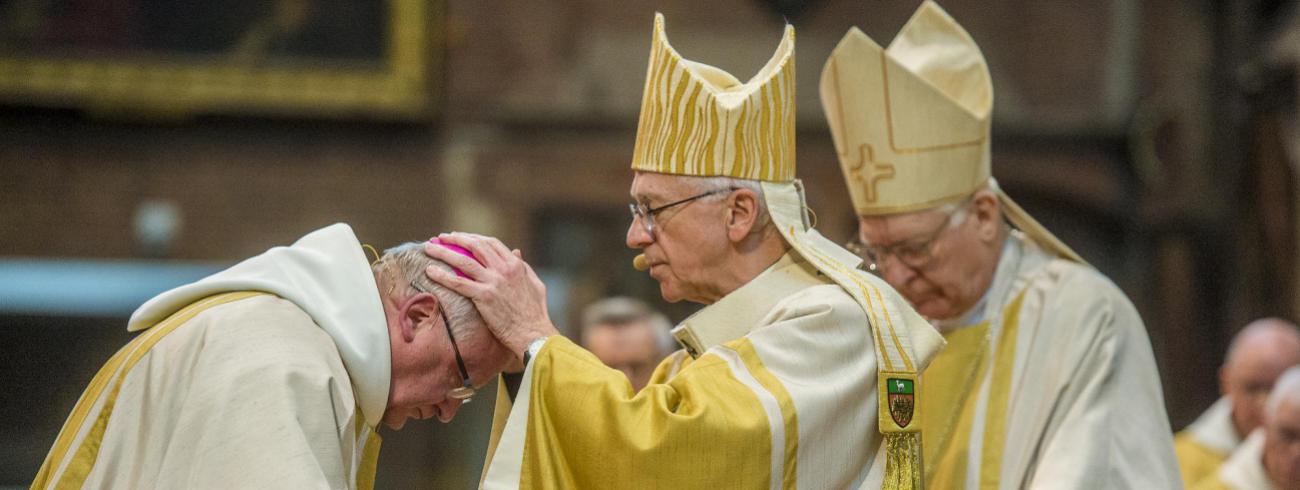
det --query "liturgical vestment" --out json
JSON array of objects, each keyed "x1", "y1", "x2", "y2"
[
  {"x1": 1190, "y1": 431, "x2": 1277, "y2": 490},
  {"x1": 1176, "y1": 397, "x2": 1242, "y2": 487},
  {"x1": 32, "y1": 224, "x2": 388, "y2": 489},
  {"x1": 482, "y1": 249, "x2": 940, "y2": 489},
  {"x1": 920, "y1": 231, "x2": 1181, "y2": 489}
]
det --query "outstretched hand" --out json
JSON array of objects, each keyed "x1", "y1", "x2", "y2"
[{"x1": 423, "y1": 233, "x2": 558, "y2": 359}]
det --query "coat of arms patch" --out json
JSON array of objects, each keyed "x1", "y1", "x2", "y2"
[{"x1": 886, "y1": 378, "x2": 915, "y2": 428}]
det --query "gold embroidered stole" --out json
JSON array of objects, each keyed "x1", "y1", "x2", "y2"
[{"x1": 921, "y1": 291, "x2": 1028, "y2": 489}]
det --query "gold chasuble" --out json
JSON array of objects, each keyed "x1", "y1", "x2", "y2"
[
  {"x1": 480, "y1": 13, "x2": 944, "y2": 490},
  {"x1": 919, "y1": 294, "x2": 1021, "y2": 490},
  {"x1": 821, "y1": 2, "x2": 1181, "y2": 487}
]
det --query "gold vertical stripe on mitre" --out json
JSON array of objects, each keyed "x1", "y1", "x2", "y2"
[
  {"x1": 702, "y1": 106, "x2": 720, "y2": 175},
  {"x1": 758, "y1": 84, "x2": 774, "y2": 181},
  {"x1": 730, "y1": 103, "x2": 750, "y2": 178},
  {"x1": 664, "y1": 66, "x2": 693, "y2": 175}
]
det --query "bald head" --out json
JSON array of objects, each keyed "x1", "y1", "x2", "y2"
[
  {"x1": 1221, "y1": 318, "x2": 1300, "y2": 438},
  {"x1": 1226, "y1": 318, "x2": 1300, "y2": 367}
]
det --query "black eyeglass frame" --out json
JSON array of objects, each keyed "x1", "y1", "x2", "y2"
[
  {"x1": 628, "y1": 187, "x2": 738, "y2": 237},
  {"x1": 847, "y1": 198, "x2": 973, "y2": 273},
  {"x1": 412, "y1": 279, "x2": 475, "y2": 402}
]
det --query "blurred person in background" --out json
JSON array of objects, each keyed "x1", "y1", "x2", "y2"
[
  {"x1": 821, "y1": 1, "x2": 1179, "y2": 487},
  {"x1": 427, "y1": 12, "x2": 942, "y2": 489},
  {"x1": 1194, "y1": 366, "x2": 1300, "y2": 489},
  {"x1": 578, "y1": 297, "x2": 675, "y2": 391},
  {"x1": 32, "y1": 225, "x2": 513, "y2": 489},
  {"x1": 1178, "y1": 318, "x2": 1300, "y2": 485}
]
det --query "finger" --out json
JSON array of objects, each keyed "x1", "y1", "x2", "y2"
[
  {"x1": 425, "y1": 264, "x2": 489, "y2": 298},
  {"x1": 424, "y1": 242, "x2": 487, "y2": 279},
  {"x1": 512, "y1": 249, "x2": 522, "y2": 259},
  {"x1": 439, "y1": 233, "x2": 510, "y2": 268},
  {"x1": 477, "y1": 235, "x2": 516, "y2": 263},
  {"x1": 449, "y1": 232, "x2": 514, "y2": 265}
]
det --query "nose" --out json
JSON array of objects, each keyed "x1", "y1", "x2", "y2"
[{"x1": 627, "y1": 218, "x2": 653, "y2": 249}]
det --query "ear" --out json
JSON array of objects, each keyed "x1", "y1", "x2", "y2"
[
  {"x1": 725, "y1": 188, "x2": 761, "y2": 243},
  {"x1": 399, "y1": 292, "x2": 441, "y2": 343},
  {"x1": 971, "y1": 189, "x2": 1001, "y2": 242}
]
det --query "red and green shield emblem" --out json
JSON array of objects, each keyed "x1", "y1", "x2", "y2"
[{"x1": 887, "y1": 378, "x2": 915, "y2": 428}]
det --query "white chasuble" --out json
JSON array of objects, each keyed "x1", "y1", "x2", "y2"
[
  {"x1": 34, "y1": 294, "x2": 380, "y2": 490},
  {"x1": 921, "y1": 231, "x2": 1181, "y2": 489},
  {"x1": 34, "y1": 224, "x2": 389, "y2": 489}
]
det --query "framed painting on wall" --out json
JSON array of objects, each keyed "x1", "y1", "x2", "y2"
[{"x1": 0, "y1": 0, "x2": 440, "y2": 121}]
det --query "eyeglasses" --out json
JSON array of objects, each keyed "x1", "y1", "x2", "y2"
[
  {"x1": 847, "y1": 203, "x2": 968, "y2": 273},
  {"x1": 628, "y1": 187, "x2": 736, "y2": 238},
  {"x1": 411, "y1": 279, "x2": 475, "y2": 403}
]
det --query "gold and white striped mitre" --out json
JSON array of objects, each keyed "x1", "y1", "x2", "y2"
[{"x1": 630, "y1": 13, "x2": 796, "y2": 182}]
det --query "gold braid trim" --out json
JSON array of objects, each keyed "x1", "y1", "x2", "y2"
[{"x1": 881, "y1": 432, "x2": 924, "y2": 490}]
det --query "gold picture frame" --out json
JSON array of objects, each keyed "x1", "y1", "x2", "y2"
[{"x1": 0, "y1": 0, "x2": 439, "y2": 121}]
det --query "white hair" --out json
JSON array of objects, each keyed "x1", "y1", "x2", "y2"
[
  {"x1": 580, "y1": 296, "x2": 677, "y2": 356},
  {"x1": 684, "y1": 175, "x2": 772, "y2": 229},
  {"x1": 373, "y1": 242, "x2": 483, "y2": 343},
  {"x1": 1269, "y1": 366, "x2": 1300, "y2": 419},
  {"x1": 893, "y1": 182, "x2": 991, "y2": 226}
]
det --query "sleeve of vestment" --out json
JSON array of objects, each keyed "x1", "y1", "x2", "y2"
[
  {"x1": 489, "y1": 335, "x2": 778, "y2": 488},
  {"x1": 1023, "y1": 268, "x2": 1182, "y2": 489}
]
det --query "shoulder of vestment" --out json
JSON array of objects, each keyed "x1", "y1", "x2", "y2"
[
  {"x1": 751, "y1": 282, "x2": 872, "y2": 339},
  {"x1": 180, "y1": 295, "x2": 349, "y2": 379}
]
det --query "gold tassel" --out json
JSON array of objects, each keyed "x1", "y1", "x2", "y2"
[{"x1": 880, "y1": 432, "x2": 923, "y2": 490}]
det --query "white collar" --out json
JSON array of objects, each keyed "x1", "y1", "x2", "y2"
[
  {"x1": 1187, "y1": 397, "x2": 1243, "y2": 455},
  {"x1": 128, "y1": 223, "x2": 391, "y2": 428},
  {"x1": 1218, "y1": 430, "x2": 1278, "y2": 490}
]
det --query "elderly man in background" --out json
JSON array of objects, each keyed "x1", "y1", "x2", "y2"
[
  {"x1": 1177, "y1": 318, "x2": 1300, "y2": 484},
  {"x1": 1193, "y1": 366, "x2": 1300, "y2": 489},
  {"x1": 427, "y1": 12, "x2": 942, "y2": 489},
  {"x1": 33, "y1": 224, "x2": 513, "y2": 489},
  {"x1": 820, "y1": 1, "x2": 1179, "y2": 487},
  {"x1": 578, "y1": 297, "x2": 675, "y2": 391}
]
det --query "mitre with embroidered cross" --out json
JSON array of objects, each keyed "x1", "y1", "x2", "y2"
[{"x1": 820, "y1": 0, "x2": 1083, "y2": 263}]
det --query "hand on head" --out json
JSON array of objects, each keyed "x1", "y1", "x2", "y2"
[
  {"x1": 373, "y1": 241, "x2": 514, "y2": 429},
  {"x1": 423, "y1": 233, "x2": 559, "y2": 359}
]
